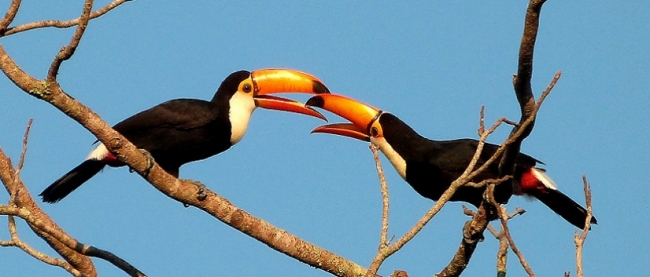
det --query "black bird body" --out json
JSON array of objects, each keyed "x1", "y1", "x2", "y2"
[
  {"x1": 380, "y1": 114, "x2": 538, "y2": 206},
  {"x1": 111, "y1": 99, "x2": 232, "y2": 176},
  {"x1": 308, "y1": 94, "x2": 596, "y2": 229},
  {"x1": 41, "y1": 69, "x2": 329, "y2": 203}
]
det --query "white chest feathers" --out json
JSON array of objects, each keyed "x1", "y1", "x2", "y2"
[
  {"x1": 372, "y1": 136, "x2": 407, "y2": 179},
  {"x1": 228, "y1": 92, "x2": 257, "y2": 144}
]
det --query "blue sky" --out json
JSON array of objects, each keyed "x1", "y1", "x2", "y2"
[{"x1": 1, "y1": 1, "x2": 648, "y2": 276}]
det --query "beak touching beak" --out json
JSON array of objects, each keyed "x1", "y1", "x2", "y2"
[
  {"x1": 305, "y1": 94, "x2": 381, "y2": 141},
  {"x1": 250, "y1": 69, "x2": 330, "y2": 121}
]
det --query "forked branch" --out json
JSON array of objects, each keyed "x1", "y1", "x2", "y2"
[{"x1": 438, "y1": 0, "x2": 552, "y2": 275}]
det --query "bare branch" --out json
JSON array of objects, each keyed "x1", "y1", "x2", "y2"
[
  {"x1": 490, "y1": 199, "x2": 535, "y2": 276},
  {"x1": 1, "y1": 213, "x2": 82, "y2": 276},
  {"x1": 1, "y1": 123, "x2": 145, "y2": 276},
  {"x1": 574, "y1": 176, "x2": 593, "y2": 277},
  {"x1": 495, "y1": 228, "x2": 508, "y2": 277},
  {"x1": 0, "y1": 0, "x2": 20, "y2": 31},
  {"x1": 14, "y1": 119, "x2": 32, "y2": 177},
  {"x1": 438, "y1": 1, "x2": 552, "y2": 275},
  {"x1": 366, "y1": 144, "x2": 391, "y2": 276},
  {"x1": 47, "y1": 0, "x2": 94, "y2": 80},
  {"x1": 0, "y1": 205, "x2": 146, "y2": 277},
  {"x1": 0, "y1": 147, "x2": 98, "y2": 276},
  {"x1": 1, "y1": 0, "x2": 131, "y2": 37}
]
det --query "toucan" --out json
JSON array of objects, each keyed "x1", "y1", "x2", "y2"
[
  {"x1": 40, "y1": 69, "x2": 330, "y2": 203},
  {"x1": 306, "y1": 94, "x2": 597, "y2": 229}
]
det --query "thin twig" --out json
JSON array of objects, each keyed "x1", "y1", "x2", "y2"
[
  {"x1": 0, "y1": 211, "x2": 82, "y2": 276},
  {"x1": 0, "y1": 0, "x2": 21, "y2": 31},
  {"x1": 574, "y1": 175, "x2": 593, "y2": 277},
  {"x1": 439, "y1": 1, "x2": 553, "y2": 273},
  {"x1": 0, "y1": 205, "x2": 146, "y2": 277},
  {"x1": 9, "y1": 119, "x2": 32, "y2": 205},
  {"x1": 14, "y1": 119, "x2": 32, "y2": 177},
  {"x1": 489, "y1": 195, "x2": 535, "y2": 276},
  {"x1": 366, "y1": 144, "x2": 391, "y2": 276},
  {"x1": 47, "y1": 0, "x2": 94, "y2": 80},
  {"x1": 508, "y1": 207, "x2": 526, "y2": 219},
  {"x1": 372, "y1": 144, "x2": 390, "y2": 247},
  {"x1": 0, "y1": 143, "x2": 98, "y2": 275},
  {"x1": 496, "y1": 228, "x2": 508, "y2": 277},
  {"x1": 2, "y1": 0, "x2": 131, "y2": 36},
  {"x1": 478, "y1": 105, "x2": 485, "y2": 134}
]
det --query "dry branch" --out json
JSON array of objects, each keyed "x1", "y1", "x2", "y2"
[
  {"x1": 47, "y1": 0, "x2": 94, "y2": 79},
  {"x1": 573, "y1": 176, "x2": 593, "y2": 277},
  {"x1": 437, "y1": 0, "x2": 551, "y2": 275},
  {"x1": 0, "y1": 125, "x2": 98, "y2": 276},
  {"x1": 1, "y1": 0, "x2": 131, "y2": 37},
  {"x1": 366, "y1": 144, "x2": 391, "y2": 276},
  {"x1": 0, "y1": 0, "x2": 20, "y2": 32}
]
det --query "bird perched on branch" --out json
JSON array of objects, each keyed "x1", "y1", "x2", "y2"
[
  {"x1": 307, "y1": 93, "x2": 596, "y2": 229},
  {"x1": 41, "y1": 69, "x2": 329, "y2": 203}
]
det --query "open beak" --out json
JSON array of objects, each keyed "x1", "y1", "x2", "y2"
[
  {"x1": 305, "y1": 94, "x2": 381, "y2": 141},
  {"x1": 251, "y1": 69, "x2": 330, "y2": 121}
]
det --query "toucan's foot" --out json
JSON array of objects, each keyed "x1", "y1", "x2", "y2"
[
  {"x1": 180, "y1": 179, "x2": 207, "y2": 202},
  {"x1": 127, "y1": 149, "x2": 155, "y2": 176},
  {"x1": 140, "y1": 149, "x2": 155, "y2": 176}
]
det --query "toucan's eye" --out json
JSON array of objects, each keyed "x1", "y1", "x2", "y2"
[
  {"x1": 242, "y1": 83, "x2": 252, "y2": 93},
  {"x1": 370, "y1": 127, "x2": 379, "y2": 137}
]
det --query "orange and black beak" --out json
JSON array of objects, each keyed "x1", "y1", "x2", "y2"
[
  {"x1": 250, "y1": 69, "x2": 330, "y2": 121},
  {"x1": 306, "y1": 94, "x2": 382, "y2": 141}
]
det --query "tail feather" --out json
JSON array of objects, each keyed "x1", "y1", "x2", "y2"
[
  {"x1": 40, "y1": 160, "x2": 105, "y2": 203},
  {"x1": 531, "y1": 189, "x2": 597, "y2": 229}
]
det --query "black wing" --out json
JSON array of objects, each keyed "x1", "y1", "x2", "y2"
[{"x1": 113, "y1": 99, "x2": 219, "y2": 134}]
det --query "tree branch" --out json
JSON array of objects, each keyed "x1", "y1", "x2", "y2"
[
  {"x1": 47, "y1": 0, "x2": 94, "y2": 80},
  {"x1": 0, "y1": 215, "x2": 82, "y2": 276},
  {"x1": 0, "y1": 205, "x2": 146, "y2": 277},
  {"x1": 437, "y1": 1, "x2": 552, "y2": 275},
  {"x1": 0, "y1": 133, "x2": 98, "y2": 276},
  {"x1": 1, "y1": 0, "x2": 131, "y2": 37},
  {"x1": 490, "y1": 200, "x2": 535, "y2": 276},
  {"x1": 573, "y1": 175, "x2": 593, "y2": 277},
  {"x1": 0, "y1": 0, "x2": 20, "y2": 32},
  {"x1": 366, "y1": 144, "x2": 391, "y2": 276}
]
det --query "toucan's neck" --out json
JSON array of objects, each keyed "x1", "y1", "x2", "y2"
[
  {"x1": 371, "y1": 113, "x2": 429, "y2": 179},
  {"x1": 228, "y1": 92, "x2": 256, "y2": 145},
  {"x1": 378, "y1": 113, "x2": 430, "y2": 157}
]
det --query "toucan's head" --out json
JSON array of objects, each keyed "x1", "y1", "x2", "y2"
[
  {"x1": 306, "y1": 94, "x2": 385, "y2": 142},
  {"x1": 214, "y1": 68, "x2": 330, "y2": 119},
  {"x1": 214, "y1": 69, "x2": 330, "y2": 144},
  {"x1": 306, "y1": 94, "x2": 412, "y2": 178}
]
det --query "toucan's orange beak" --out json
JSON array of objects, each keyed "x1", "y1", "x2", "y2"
[
  {"x1": 251, "y1": 69, "x2": 330, "y2": 121},
  {"x1": 306, "y1": 94, "x2": 381, "y2": 141}
]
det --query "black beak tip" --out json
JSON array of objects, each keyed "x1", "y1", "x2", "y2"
[
  {"x1": 312, "y1": 81, "x2": 330, "y2": 94},
  {"x1": 305, "y1": 96, "x2": 325, "y2": 108}
]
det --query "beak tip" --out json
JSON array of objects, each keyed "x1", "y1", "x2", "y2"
[
  {"x1": 305, "y1": 96, "x2": 325, "y2": 108},
  {"x1": 312, "y1": 81, "x2": 330, "y2": 94}
]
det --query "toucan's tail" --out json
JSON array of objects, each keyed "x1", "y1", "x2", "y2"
[
  {"x1": 532, "y1": 189, "x2": 597, "y2": 229},
  {"x1": 40, "y1": 160, "x2": 105, "y2": 203}
]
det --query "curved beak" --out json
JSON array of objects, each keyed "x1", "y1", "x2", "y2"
[
  {"x1": 306, "y1": 94, "x2": 381, "y2": 141},
  {"x1": 251, "y1": 69, "x2": 330, "y2": 121}
]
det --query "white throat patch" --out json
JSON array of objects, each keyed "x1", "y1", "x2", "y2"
[
  {"x1": 228, "y1": 92, "x2": 257, "y2": 144},
  {"x1": 371, "y1": 136, "x2": 407, "y2": 179}
]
